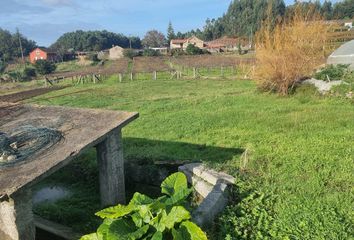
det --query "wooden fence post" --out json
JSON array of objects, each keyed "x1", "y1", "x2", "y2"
[
  {"x1": 119, "y1": 73, "x2": 122, "y2": 82},
  {"x1": 193, "y1": 67, "x2": 196, "y2": 79},
  {"x1": 130, "y1": 72, "x2": 133, "y2": 81},
  {"x1": 153, "y1": 71, "x2": 157, "y2": 80}
]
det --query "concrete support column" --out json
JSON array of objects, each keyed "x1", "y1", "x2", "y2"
[
  {"x1": 96, "y1": 128, "x2": 125, "y2": 207},
  {"x1": 0, "y1": 188, "x2": 35, "y2": 240}
]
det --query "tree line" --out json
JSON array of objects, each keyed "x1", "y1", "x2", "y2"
[
  {"x1": 172, "y1": 0, "x2": 354, "y2": 41},
  {"x1": 50, "y1": 30, "x2": 141, "y2": 52},
  {"x1": 0, "y1": 28, "x2": 36, "y2": 62}
]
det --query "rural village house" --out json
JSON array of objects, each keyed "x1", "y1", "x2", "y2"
[
  {"x1": 98, "y1": 45, "x2": 124, "y2": 60},
  {"x1": 205, "y1": 36, "x2": 249, "y2": 53},
  {"x1": 170, "y1": 36, "x2": 205, "y2": 50},
  {"x1": 29, "y1": 47, "x2": 59, "y2": 63}
]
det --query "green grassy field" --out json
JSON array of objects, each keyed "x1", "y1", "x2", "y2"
[{"x1": 29, "y1": 77, "x2": 354, "y2": 239}]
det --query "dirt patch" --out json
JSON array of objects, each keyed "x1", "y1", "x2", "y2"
[{"x1": 0, "y1": 87, "x2": 65, "y2": 103}]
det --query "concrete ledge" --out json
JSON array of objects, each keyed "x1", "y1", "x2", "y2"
[
  {"x1": 34, "y1": 215, "x2": 82, "y2": 240},
  {"x1": 178, "y1": 163, "x2": 235, "y2": 227}
]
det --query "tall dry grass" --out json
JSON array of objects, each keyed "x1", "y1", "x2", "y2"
[{"x1": 254, "y1": 6, "x2": 329, "y2": 95}]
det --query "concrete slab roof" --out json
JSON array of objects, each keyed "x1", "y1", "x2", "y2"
[{"x1": 0, "y1": 103, "x2": 138, "y2": 197}]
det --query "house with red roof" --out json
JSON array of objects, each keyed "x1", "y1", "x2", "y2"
[
  {"x1": 29, "y1": 47, "x2": 59, "y2": 63},
  {"x1": 170, "y1": 36, "x2": 205, "y2": 50}
]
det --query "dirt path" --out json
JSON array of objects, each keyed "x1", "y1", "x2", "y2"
[{"x1": 0, "y1": 87, "x2": 65, "y2": 103}]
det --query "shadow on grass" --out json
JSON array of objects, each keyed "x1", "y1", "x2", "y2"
[
  {"x1": 33, "y1": 137, "x2": 243, "y2": 234},
  {"x1": 124, "y1": 137, "x2": 244, "y2": 165}
]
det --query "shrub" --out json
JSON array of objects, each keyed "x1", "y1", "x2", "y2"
[
  {"x1": 170, "y1": 48, "x2": 185, "y2": 57},
  {"x1": 255, "y1": 5, "x2": 329, "y2": 95},
  {"x1": 313, "y1": 64, "x2": 349, "y2": 81},
  {"x1": 123, "y1": 49, "x2": 141, "y2": 59},
  {"x1": 186, "y1": 44, "x2": 203, "y2": 55},
  {"x1": 143, "y1": 49, "x2": 160, "y2": 57},
  {"x1": 0, "y1": 61, "x2": 7, "y2": 73},
  {"x1": 87, "y1": 53, "x2": 99, "y2": 62},
  {"x1": 81, "y1": 172, "x2": 207, "y2": 240},
  {"x1": 34, "y1": 60, "x2": 56, "y2": 75},
  {"x1": 23, "y1": 66, "x2": 36, "y2": 78}
]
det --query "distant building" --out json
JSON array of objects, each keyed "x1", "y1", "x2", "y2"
[
  {"x1": 205, "y1": 36, "x2": 249, "y2": 53},
  {"x1": 344, "y1": 22, "x2": 353, "y2": 30},
  {"x1": 150, "y1": 47, "x2": 168, "y2": 55},
  {"x1": 109, "y1": 46, "x2": 124, "y2": 60},
  {"x1": 29, "y1": 47, "x2": 59, "y2": 63},
  {"x1": 170, "y1": 36, "x2": 205, "y2": 50}
]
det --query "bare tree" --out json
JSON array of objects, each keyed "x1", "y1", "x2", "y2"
[{"x1": 142, "y1": 30, "x2": 166, "y2": 48}]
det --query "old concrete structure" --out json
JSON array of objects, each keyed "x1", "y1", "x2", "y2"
[
  {"x1": 0, "y1": 103, "x2": 138, "y2": 240},
  {"x1": 179, "y1": 163, "x2": 235, "y2": 227},
  {"x1": 327, "y1": 40, "x2": 354, "y2": 70}
]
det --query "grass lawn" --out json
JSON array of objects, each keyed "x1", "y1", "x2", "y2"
[{"x1": 29, "y1": 77, "x2": 354, "y2": 239}]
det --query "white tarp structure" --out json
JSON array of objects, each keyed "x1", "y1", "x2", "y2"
[{"x1": 327, "y1": 40, "x2": 354, "y2": 70}]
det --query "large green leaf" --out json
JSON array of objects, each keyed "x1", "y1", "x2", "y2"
[
  {"x1": 180, "y1": 221, "x2": 208, "y2": 240},
  {"x1": 172, "y1": 227, "x2": 189, "y2": 240},
  {"x1": 129, "y1": 192, "x2": 154, "y2": 206},
  {"x1": 164, "y1": 188, "x2": 192, "y2": 206},
  {"x1": 161, "y1": 172, "x2": 188, "y2": 197},
  {"x1": 107, "y1": 218, "x2": 149, "y2": 240},
  {"x1": 151, "y1": 231, "x2": 163, "y2": 240},
  {"x1": 80, "y1": 233, "x2": 102, "y2": 240},
  {"x1": 131, "y1": 213, "x2": 143, "y2": 228},
  {"x1": 159, "y1": 206, "x2": 191, "y2": 230},
  {"x1": 96, "y1": 204, "x2": 135, "y2": 219}
]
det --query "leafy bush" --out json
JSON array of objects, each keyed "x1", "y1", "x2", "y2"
[
  {"x1": 87, "y1": 53, "x2": 99, "y2": 62},
  {"x1": 123, "y1": 49, "x2": 141, "y2": 59},
  {"x1": 186, "y1": 44, "x2": 204, "y2": 55},
  {"x1": 0, "y1": 60, "x2": 7, "y2": 73},
  {"x1": 34, "y1": 60, "x2": 56, "y2": 75},
  {"x1": 23, "y1": 66, "x2": 36, "y2": 78},
  {"x1": 170, "y1": 48, "x2": 185, "y2": 57},
  {"x1": 81, "y1": 172, "x2": 207, "y2": 240},
  {"x1": 313, "y1": 64, "x2": 349, "y2": 81},
  {"x1": 143, "y1": 49, "x2": 160, "y2": 57}
]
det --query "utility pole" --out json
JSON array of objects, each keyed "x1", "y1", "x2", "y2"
[{"x1": 16, "y1": 28, "x2": 25, "y2": 64}]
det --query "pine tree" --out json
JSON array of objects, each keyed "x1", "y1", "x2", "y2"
[{"x1": 167, "y1": 21, "x2": 176, "y2": 42}]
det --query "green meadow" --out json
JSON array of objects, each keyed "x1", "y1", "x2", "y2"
[{"x1": 30, "y1": 77, "x2": 354, "y2": 239}]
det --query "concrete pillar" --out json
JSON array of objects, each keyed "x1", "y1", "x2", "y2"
[
  {"x1": 96, "y1": 128, "x2": 125, "y2": 207},
  {"x1": 0, "y1": 188, "x2": 35, "y2": 240}
]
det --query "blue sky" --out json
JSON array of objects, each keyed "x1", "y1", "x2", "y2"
[{"x1": 0, "y1": 0, "x2": 339, "y2": 46}]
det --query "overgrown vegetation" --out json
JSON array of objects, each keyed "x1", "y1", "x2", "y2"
[
  {"x1": 313, "y1": 64, "x2": 350, "y2": 81},
  {"x1": 81, "y1": 173, "x2": 207, "y2": 240},
  {"x1": 185, "y1": 44, "x2": 204, "y2": 55},
  {"x1": 124, "y1": 49, "x2": 141, "y2": 59},
  {"x1": 143, "y1": 49, "x2": 160, "y2": 57},
  {"x1": 255, "y1": 6, "x2": 328, "y2": 95},
  {"x1": 34, "y1": 60, "x2": 57, "y2": 75}
]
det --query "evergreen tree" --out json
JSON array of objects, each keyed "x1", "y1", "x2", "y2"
[
  {"x1": 321, "y1": 1, "x2": 333, "y2": 20},
  {"x1": 167, "y1": 21, "x2": 176, "y2": 42}
]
